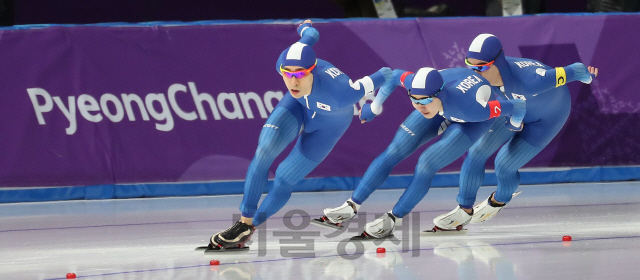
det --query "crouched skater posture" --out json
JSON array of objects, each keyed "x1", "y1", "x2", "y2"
[
  {"x1": 313, "y1": 66, "x2": 527, "y2": 238},
  {"x1": 205, "y1": 20, "x2": 393, "y2": 250},
  {"x1": 433, "y1": 34, "x2": 598, "y2": 229}
]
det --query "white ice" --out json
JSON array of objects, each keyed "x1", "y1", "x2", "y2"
[{"x1": 1, "y1": 181, "x2": 640, "y2": 280}]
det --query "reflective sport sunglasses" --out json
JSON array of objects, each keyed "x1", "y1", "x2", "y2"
[
  {"x1": 280, "y1": 60, "x2": 317, "y2": 79},
  {"x1": 465, "y1": 49, "x2": 502, "y2": 72},
  {"x1": 408, "y1": 83, "x2": 445, "y2": 105}
]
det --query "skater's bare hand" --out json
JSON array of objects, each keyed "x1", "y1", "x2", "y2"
[
  {"x1": 588, "y1": 66, "x2": 598, "y2": 77},
  {"x1": 299, "y1": 19, "x2": 312, "y2": 28}
]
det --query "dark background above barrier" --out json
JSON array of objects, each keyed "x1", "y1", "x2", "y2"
[{"x1": 8, "y1": 0, "x2": 603, "y2": 25}]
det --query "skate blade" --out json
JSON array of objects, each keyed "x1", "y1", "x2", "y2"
[
  {"x1": 512, "y1": 191, "x2": 522, "y2": 198},
  {"x1": 421, "y1": 228, "x2": 468, "y2": 236},
  {"x1": 421, "y1": 225, "x2": 467, "y2": 236},
  {"x1": 310, "y1": 217, "x2": 344, "y2": 230},
  {"x1": 204, "y1": 246, "x2": 250, "y2": 254},
  {"x1": 194, "y1": 246, "x2": 209, "y2": 251},
  {"x1": 350, "y1": 233, "x2": 398, "y2": 241}
]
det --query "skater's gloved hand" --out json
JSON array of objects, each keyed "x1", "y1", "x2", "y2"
[
  {"x1": 567, "y1": 62, "x2": 593, "y2": 84},
  {"x1": 359, "y1": 103, "x2": 377, "y2": 123},
  {"x1": 505, "y1": 121, "x2": 524, "y2": 132},
  {"x1": 391, "y1": 69, "x2": 407, "y2": 86},
  {"x1": 360, "y1": 67, "x2": 398, "y2": 123},
  {"x1": 297, "y1": 20, "x2": 319, "y2": 41},
  {"x1": 505, "y1": 99, "x2": 525, "y2": 131}
]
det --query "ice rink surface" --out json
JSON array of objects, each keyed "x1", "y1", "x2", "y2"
[{"x1": 2, "y1": 181, "x2": 640, "y2": 280}]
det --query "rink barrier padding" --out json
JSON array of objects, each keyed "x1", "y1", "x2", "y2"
[{"x1": 1, "y1": 166, "x2": 638, "y2": 203}]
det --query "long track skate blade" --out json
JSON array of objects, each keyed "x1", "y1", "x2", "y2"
[
  {"x1": 204, "y1": 246, "x2": 250, "y2": 254},
  {"x1": 194, "y1": 246, "x2": 209, "y2": 251},
  {"x1": 420, "y1": 228, "x2": 468, "y2": 236},
  {"x1": 310, "y1": 218, "x2": 343, "y2": 230},
  {"x1": 512, "y1": 191, "x2": 522, "y2": 198},
  {"x1": 350, "y1": 233, "x2": 398, "y2": 241}
]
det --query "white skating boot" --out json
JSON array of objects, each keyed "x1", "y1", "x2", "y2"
[
  {"x1": 470, "y1": 191, "x2": 521, "y2": 224},
  {"x1": 311, "y1": 198, "x2": 360, "y2": 229},
  {"x1": 353, "y1": 211, "x2": 401, "y2": 239},
  {"x1": 431, "y1": 206, "x2": 472, "y2": 231}
]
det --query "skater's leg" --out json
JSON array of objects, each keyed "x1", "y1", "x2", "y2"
[
  {"x1": 361, "y1": 125, "x2": 475, "y2": 238},
  {"x1": 457, "y1": 119, "x2": 514, "y2": 209},
  {"x1": 492, "y1": 135, "x2": 545, "y2": 204},
  {"x1": 359, "y1": 122, "x2": 490, "y2": 238},
  {"x1": 252, "y1": 145, "x2": 321, "y2": 226},
  {"x1": 253, "y1": 112, "x2": 352, "y2": 226},
  {"x1": 392, "y1": 129, "x2": 472, "y2": 218},
  {"x1": 470, "y1": 115, "x2": 568, "y2": 224},
  {"x1": 210, "y1": 97, "x2": 303, "y2": 248},
  {"x1": 352, "y1": 111, "x2": 446, "y2": 204},
  {"x1": 320, "y1": 112, "x2": 445, "y2": 226},
  {"x1": 393, "y1": 121, "x2": 492, "y2": 219},
  {"x1": 239, "y1": 95, "x2": 303, "y2": 223}
]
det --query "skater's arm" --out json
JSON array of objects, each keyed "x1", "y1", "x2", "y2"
[
  {"x1": 340, "y1": 67, "x2": 392, "y2": 109},
  {"x1": 297, "y1": 20, "x2": 319, "y2": 47},
  {"x1": 461, "y1": 86, "x2": 526, "y2": 131},
  {"x1": 521, "y1": 62, "x2": 598, "y2": 92},
  {"x1": 359, "y1": 69, "x2": 407, "y2": 123},
  {"x1": 492, "y1": 99, "x2": 526, "y2": 131}
]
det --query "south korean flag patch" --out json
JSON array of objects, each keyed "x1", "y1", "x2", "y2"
[
  {"x1": 317, "y1": 102, "x2": 331, "y2": 111},
  {"x1": 511, "y1": 93, "x2": 526, "y2": 101}
]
